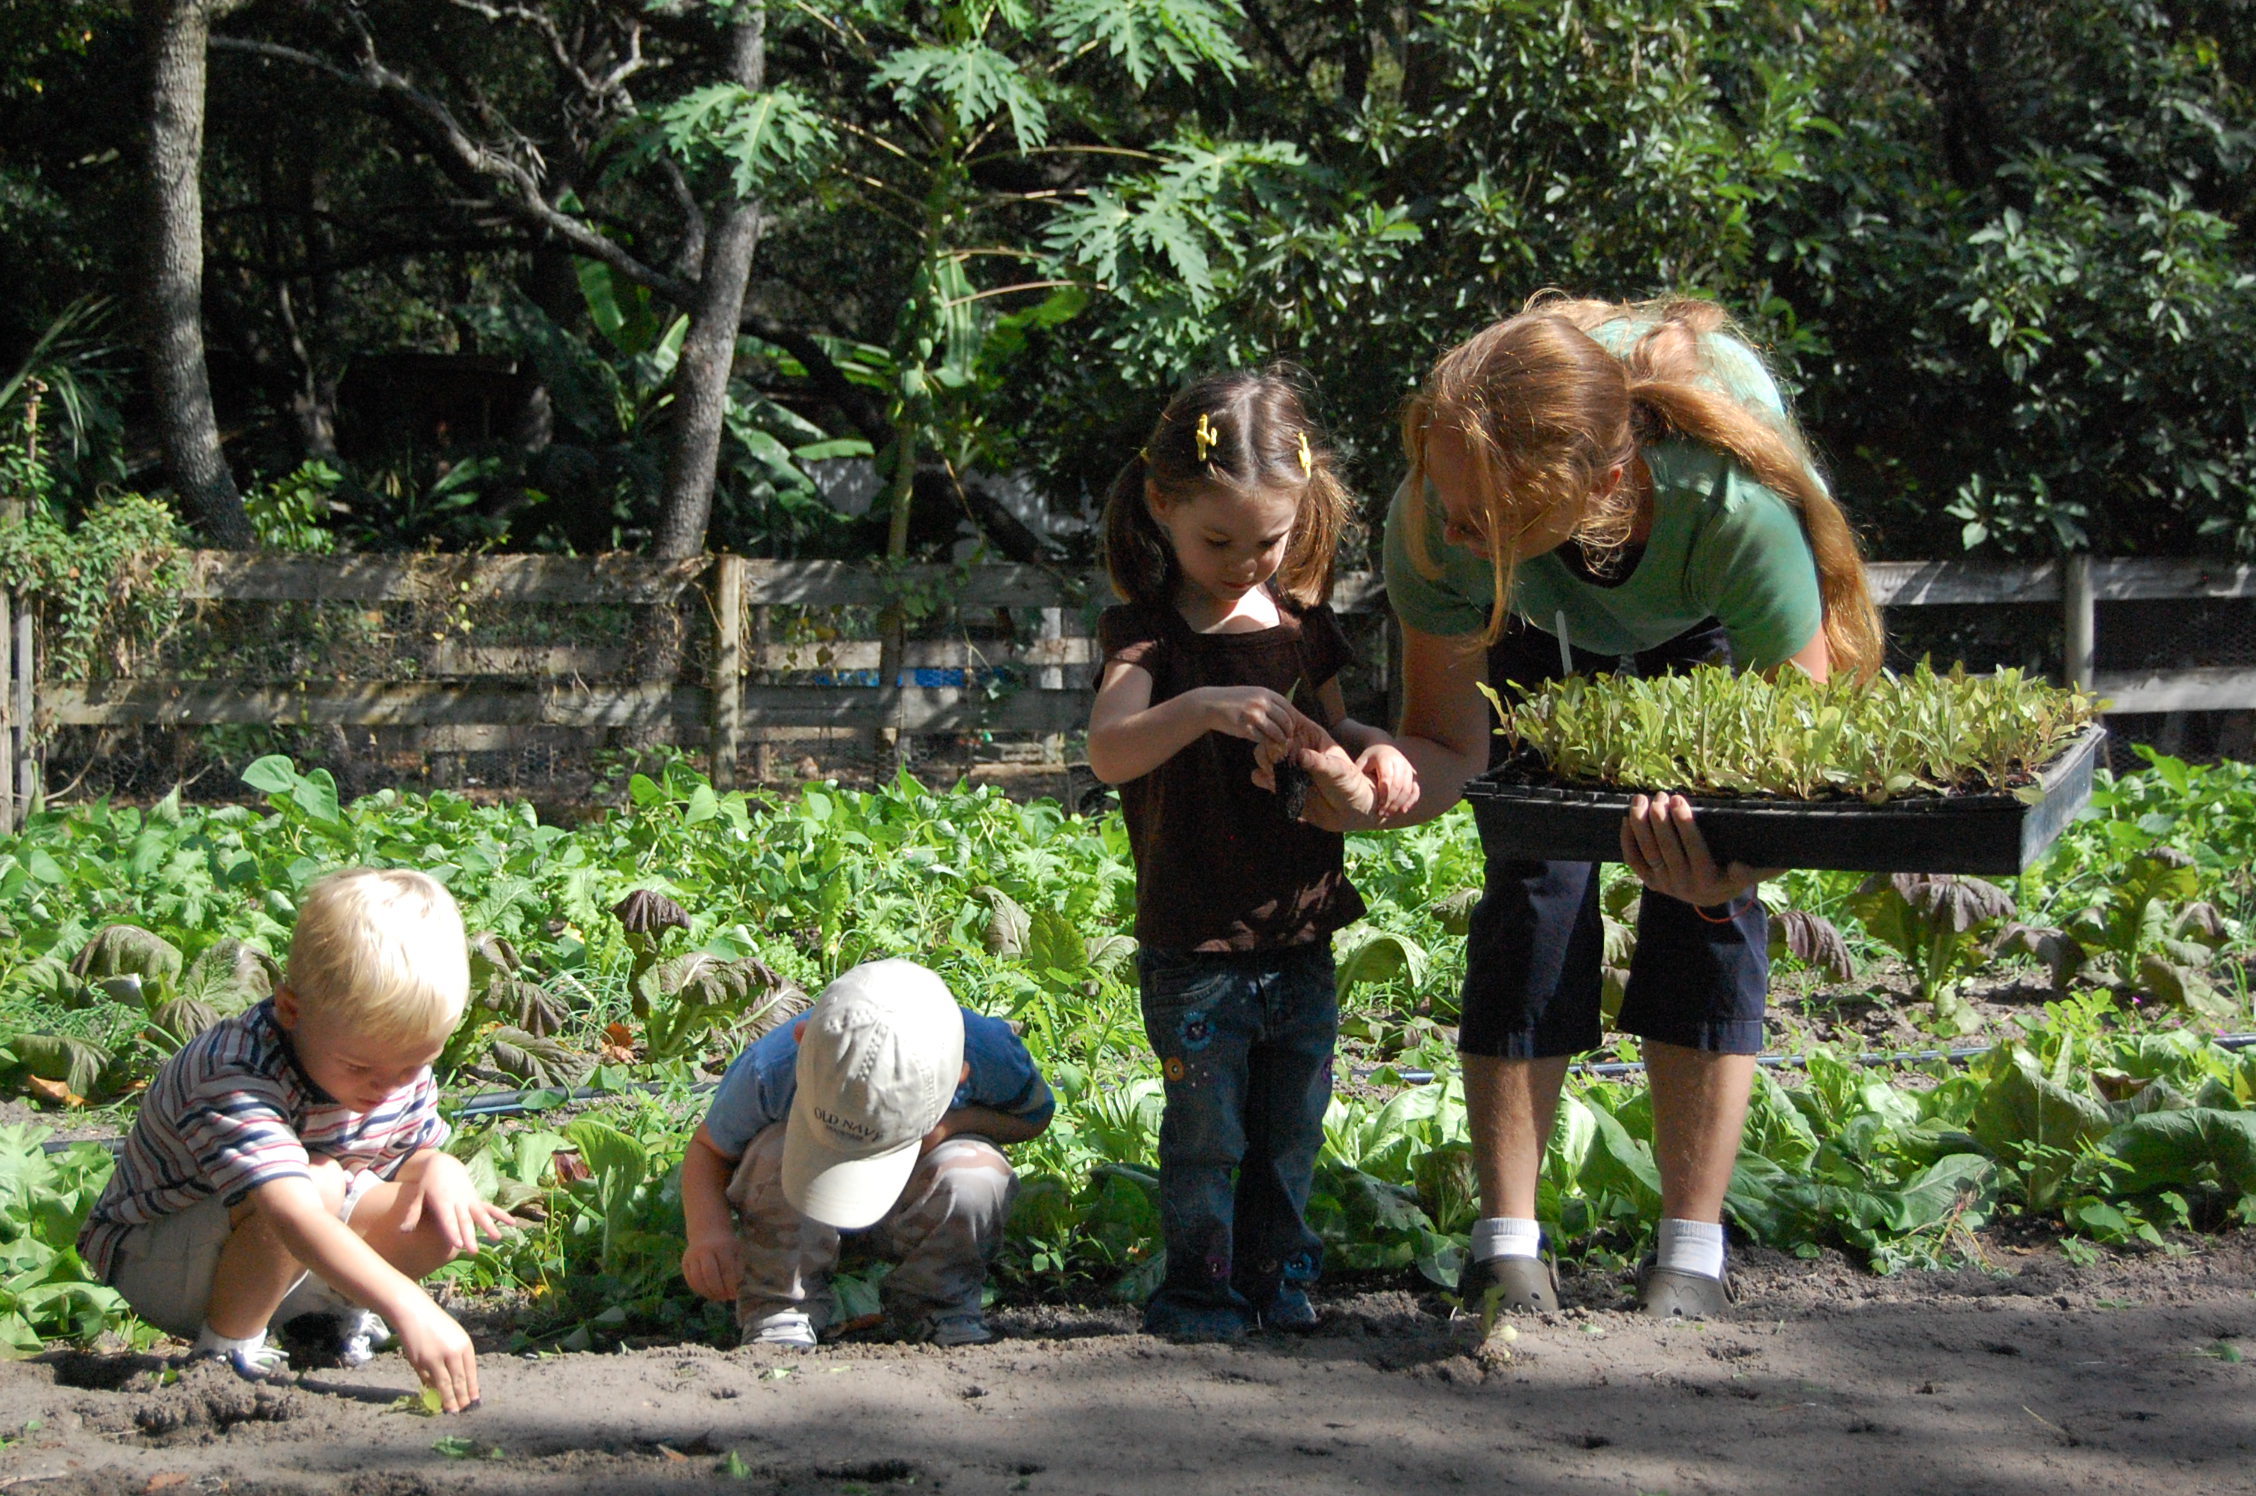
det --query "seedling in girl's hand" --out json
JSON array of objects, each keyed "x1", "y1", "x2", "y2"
[{"x1": 1273, "y1": 679, "x2": 1312, "y2": 819}]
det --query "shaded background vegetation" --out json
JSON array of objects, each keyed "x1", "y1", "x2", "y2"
[{"x1": 2, "y1": 0, "x2": 2252, "y2": 565}]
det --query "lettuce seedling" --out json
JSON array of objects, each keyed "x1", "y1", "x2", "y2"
[{"x1": 1485, "y1": 661, "x2": 2096, "y2": 802}]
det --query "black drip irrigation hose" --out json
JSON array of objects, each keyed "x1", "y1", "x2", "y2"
[
  {"x1": 34, "y1": 1077, "x2": 717, "y2": 1155},
  {"x1": 38, "y1": 1033, "x2": 2256, "y2": 1155},
  {"x1": 452, "y1": 1077, "x2": 717, "y2": 1121}
]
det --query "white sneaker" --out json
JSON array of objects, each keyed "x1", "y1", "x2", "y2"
[
  {"x1": 336, "y1": 1309, "x2": 390, "y2": 1368},
  {"x1": 745, "y1": 1309, "x2": 817, "y2": 1349},
  {"x1": 182, "y1": 1342, "x2": 292, "y2": 1384}
]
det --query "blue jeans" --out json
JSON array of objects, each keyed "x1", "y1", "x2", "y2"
[{"x1": 1137, "y1": 942, "x2": 1338, "y2": 1332}]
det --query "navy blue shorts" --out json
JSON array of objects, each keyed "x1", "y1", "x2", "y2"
[{"x1": 1456, "y1": 618, "x2": 1770, "y2": 1059}]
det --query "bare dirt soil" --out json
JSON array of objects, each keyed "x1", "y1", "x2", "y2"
[{"x1": 5, "y1": 1235, "x2": 2253, "y2": 1496}]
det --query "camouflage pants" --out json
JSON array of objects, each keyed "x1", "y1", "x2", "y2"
[{"x1": 725, "y1": 1124, "x2": 1016, "y2": 1337}]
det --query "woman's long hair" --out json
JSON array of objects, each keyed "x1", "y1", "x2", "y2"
[
  {"x1": 1400, "y1": 295, "x2": 1883, "y2": 678},
  {"x1": 1102, "y1": 370, "x2": 1354, "y2": 611}
]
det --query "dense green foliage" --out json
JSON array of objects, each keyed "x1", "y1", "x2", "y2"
[
  {"x1": 0, "y1": 750, "x2": 2253, "y2": 1350},
  {"x1": 3, "y1": 1, "x2": 2251, "y2": 561}
]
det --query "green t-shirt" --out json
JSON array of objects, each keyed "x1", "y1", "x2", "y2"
[{"x1": 1381, "y1": 322, "x2": 1825, "y2": 671}]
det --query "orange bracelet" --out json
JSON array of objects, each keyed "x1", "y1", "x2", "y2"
[{"x1": 1693, "y1": 897, "x2": 1749, "y2": 924}]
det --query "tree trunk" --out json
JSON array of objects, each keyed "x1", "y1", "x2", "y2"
[
  {"x1": 652, "y1": 12, "x2": 768, "y2": 559},
  {"x1": 140, "y1": 0, "x2": 253, "y2": 547},
  {"x1": 872, "y1": 417, "x2": 916, "y2": 765}
]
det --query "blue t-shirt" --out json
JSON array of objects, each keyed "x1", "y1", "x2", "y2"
[{"x1": 699, "y1": 1007, "x2": 1054, "y2": 1159}]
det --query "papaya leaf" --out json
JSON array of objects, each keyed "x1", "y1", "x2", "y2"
[{"x1": 1044, "y1": 0, "x2": 1247, "y2": 87}]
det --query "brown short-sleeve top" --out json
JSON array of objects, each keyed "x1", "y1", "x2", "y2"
[{"x1": 1097, "y1": 598, "x2": 1368, "y2": 952}]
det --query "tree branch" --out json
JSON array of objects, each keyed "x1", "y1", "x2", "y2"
[
  {"x1": 741, "y1": 316, "x2": 891, "y2": 450},
  {"x1": 211, "y1": 35, "x2": 697, "y2": 305},
  {"x1": 442, "y1": 0, "x2": 649, "y2": 102}
]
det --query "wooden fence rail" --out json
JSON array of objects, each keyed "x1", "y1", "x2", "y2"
[{"x1": 4, "y1": 551, "x2": 2254, "y2": 831}]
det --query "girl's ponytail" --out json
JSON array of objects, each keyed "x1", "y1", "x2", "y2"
[
  {"x1": 1101, "y1": 448, "x2": 1178, "y2": 608},
  {"x1": 1273, "y1": 441, "x2": 1351, "y2": 609}
]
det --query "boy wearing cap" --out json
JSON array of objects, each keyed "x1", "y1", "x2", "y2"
[{"x1": 679, "y1": 959, "x2": 1053, "y2": 1348}]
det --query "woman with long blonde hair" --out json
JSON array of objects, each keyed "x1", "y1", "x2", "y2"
[{"x1": 1297, "y1": 294, "x2": 1879, "y2": 1321}]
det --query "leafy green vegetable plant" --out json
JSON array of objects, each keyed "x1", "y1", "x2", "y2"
[
  {"x1": 0, "y1": 1126, "x2": 136, "y2": 1353},
  {"x1": 2059, "y1": 847, "x2": 2239, "y2": 1020},
  {"x1": 1845, "y1": 873, "x2": 2017, "y2": 1032}
]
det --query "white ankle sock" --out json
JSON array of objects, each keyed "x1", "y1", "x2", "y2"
[
  {"x1": 1655, "y1": 1218, "x2": 1726, "y2": 1279},
  {"x1": 191, "y1": 1324, "x2": 267, "y2": 1358},
  {"x1": 1470, "y1": 1216, "x2": 1542, "y2": 1262}
]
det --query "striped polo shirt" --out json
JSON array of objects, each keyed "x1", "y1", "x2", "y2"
[{"x1": 78, "y1": 998, "x2": 447, "y2": 1281}]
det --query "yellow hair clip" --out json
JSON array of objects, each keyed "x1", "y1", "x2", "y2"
[
  {"x1": 1194, "y1": 413, "x2": 1218, "y2": 464},
  {"x1": 1297, "y1": 430, "x2": 1314, "y2": 478}
]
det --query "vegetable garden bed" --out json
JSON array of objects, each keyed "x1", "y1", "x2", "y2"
[{"x1": 2, "y1": 747, "x2": 2254, "y2": 1366}]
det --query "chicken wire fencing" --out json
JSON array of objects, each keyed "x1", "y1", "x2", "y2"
[{"x1": 13, "y1": 556, "x2": 2255, "y2": 815}]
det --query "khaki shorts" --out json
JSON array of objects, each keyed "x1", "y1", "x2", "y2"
[{"x1": 108, "y1": 1168, "x2": 380, "y2": 1338}]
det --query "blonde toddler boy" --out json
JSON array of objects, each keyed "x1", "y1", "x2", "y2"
[{"x1": 78, "y1": 868, "x2": 510, "y2": 1411}]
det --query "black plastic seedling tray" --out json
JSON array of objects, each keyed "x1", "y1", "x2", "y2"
[{"x1": 1461, "y1": 724, "x2": 2107, "y2": 875}]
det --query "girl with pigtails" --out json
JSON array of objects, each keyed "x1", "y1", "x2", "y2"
[
  {"x1": 1298, "y1": 296, "x2": 1881, "y2": 1319},
  {"x1": 1085, "y1": 371, "x2": 1417, "y2": 1340}
]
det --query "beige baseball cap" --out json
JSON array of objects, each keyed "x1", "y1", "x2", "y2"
[{"x1": 781, "y1": 959, "x2": 965, "y2": 1229}]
